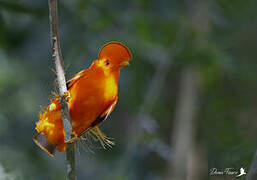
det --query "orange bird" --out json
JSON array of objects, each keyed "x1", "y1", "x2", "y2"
[{"x1": 33, "y1": 42, "x2": 132, "y2": 156}]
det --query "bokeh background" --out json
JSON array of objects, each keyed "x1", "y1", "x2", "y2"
[{"x1": 1, "y1": 0, "x2": 257, "y2": 179}]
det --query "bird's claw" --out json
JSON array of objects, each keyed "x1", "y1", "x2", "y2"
[
  {"x1": 63, "y1": 91, "x2": 70, "y2": 101},
  {"x1": 66, "y1": 133, "x2": 78, "y2": 144}
]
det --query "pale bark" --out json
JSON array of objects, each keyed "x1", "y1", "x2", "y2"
[{"x1": 48, "y1": 0, "x2": 76, "y2": 179}]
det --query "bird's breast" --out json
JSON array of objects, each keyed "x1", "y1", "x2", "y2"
[{"x1": 104, "y1": 74, "x2": 118, "y2": 100}]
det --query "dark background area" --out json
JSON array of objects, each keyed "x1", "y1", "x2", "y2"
[{"x1": 0, "y1": 0, "x2": 257, "y2": 179}]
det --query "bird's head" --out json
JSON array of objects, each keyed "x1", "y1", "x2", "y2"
[{"x1": 97, "y1": 42, "x2": 132, "y2": 72}]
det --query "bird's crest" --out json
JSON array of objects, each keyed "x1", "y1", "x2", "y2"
[{"x1": 98, "y1": 42, "x2": 132, "y2": 62}]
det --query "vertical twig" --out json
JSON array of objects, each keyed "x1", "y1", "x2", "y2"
[
  {"x1": 48, "y1": 0, "x2": 76, "y2": 179},
  {"x1": 169, "y1": 67, "x2": 201, "y2": 180}
]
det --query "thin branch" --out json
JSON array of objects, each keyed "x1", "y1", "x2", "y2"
[{"x1": 48, "y1": 0, "x2": 76, "y2": 179}]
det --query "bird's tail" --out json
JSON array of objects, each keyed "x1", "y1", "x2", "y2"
[{"x1": 33, "y1": 132, "x2": 56, "y2": 157}]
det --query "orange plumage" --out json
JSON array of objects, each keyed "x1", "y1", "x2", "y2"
[{"x1": 33, "y1": 42, "x2": 132, "y2": 156}]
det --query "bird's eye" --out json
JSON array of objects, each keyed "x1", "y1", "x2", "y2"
[{"x1": 105, "y1": 61, "x2": 110, "y2": 66}]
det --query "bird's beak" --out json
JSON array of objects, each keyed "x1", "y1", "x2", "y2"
[{"x1": 119, "y1": 61, "x2": 130, "y2": 67}]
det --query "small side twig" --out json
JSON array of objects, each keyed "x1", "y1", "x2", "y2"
[
  {"x1": 48, "y1": 0, "x2": 76, "y2": 179},
  {"x1": 247, "y1": 150, "x2": 257, "y2": 180}
]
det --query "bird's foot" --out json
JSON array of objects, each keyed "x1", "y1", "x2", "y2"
[
  {"x1": 63, "y1": 91, "x2": 70, "y2": 101},
  {"x1": 66, "y1": 133, "x2": 78, "y2": 144}
]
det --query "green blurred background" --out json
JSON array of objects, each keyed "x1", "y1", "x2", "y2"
[{"x1": 0, "y1": 0, "x2": 257, "y2": 179}]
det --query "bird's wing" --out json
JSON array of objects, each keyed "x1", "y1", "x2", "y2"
[
  {"x1": 66, "y1": 69, "x2": 87, "y2": 89},
  {"x1": 78, "y1": 98, "x2": 118, "y2": 138},
  {"x1": 90, "y1": 98, "x2": 118, "y2": 127},
  {"x1": 77, "y1": 98, "x2": 118, "y2": 148}
]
